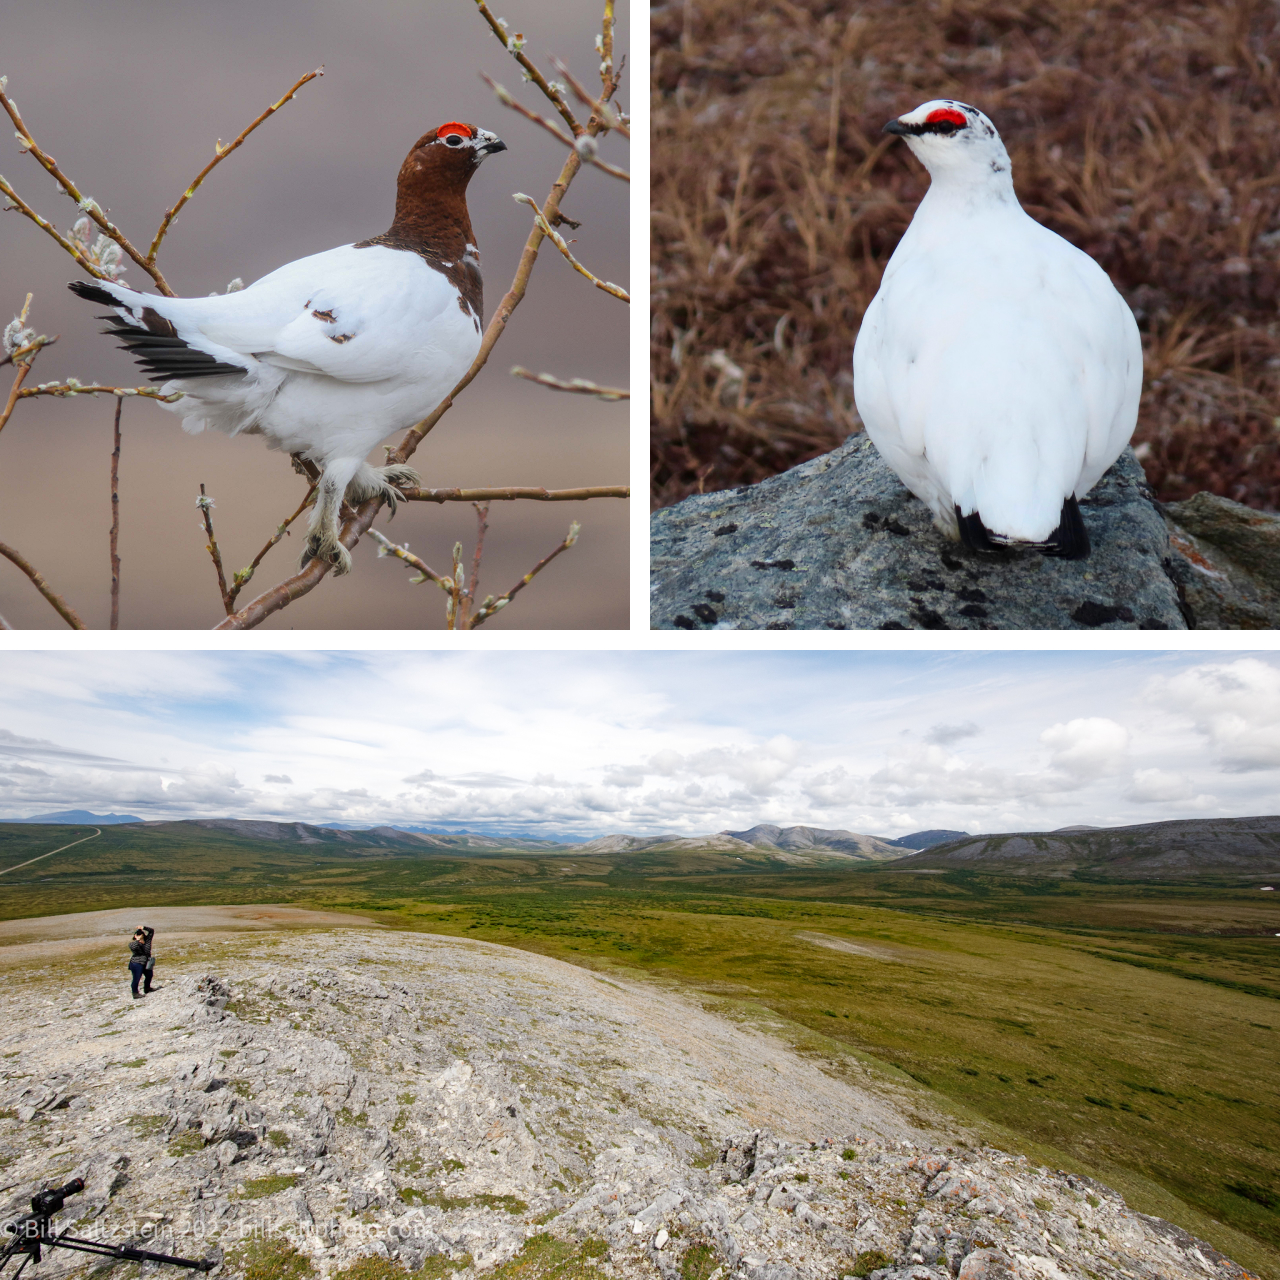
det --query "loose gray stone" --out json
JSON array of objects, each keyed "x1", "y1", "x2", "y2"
[{"x1": 651, "y1": 436, "x2": 1188, "y2": 630}]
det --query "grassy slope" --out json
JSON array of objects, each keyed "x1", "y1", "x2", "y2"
[{"x1": 2, "y1": 827, "x2": 1277, "y2": 1273}]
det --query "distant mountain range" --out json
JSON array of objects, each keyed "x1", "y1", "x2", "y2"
[
  {"x1": 15, "y1": 809, "x2": 144, "y2": 825},
  {"x1": 891, "y1": 815, "x2": 1280, "y2": 879}
]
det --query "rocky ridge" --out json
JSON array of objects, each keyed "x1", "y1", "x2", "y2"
[{"x1": 0, "y1": 930, "x2": 1255, "y2": 1280}]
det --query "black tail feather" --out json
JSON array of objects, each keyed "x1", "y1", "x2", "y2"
[
  {"x1": 67, "y1": 279, "x2": 245, "y2": 382},
  {"x1": 67, "y1": 279, "x2": 125, "y2": 308},
  {"x1": 955, "y1": 496, "x2": 1091, "y2": 561}
]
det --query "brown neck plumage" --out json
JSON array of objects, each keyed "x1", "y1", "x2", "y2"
[{"x1": 355, "y1": 134, "x2": 484, "y2": 320}]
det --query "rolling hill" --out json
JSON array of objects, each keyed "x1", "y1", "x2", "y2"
[{"x1": 887, "y1": 815, "x2": 1280, "y2": 879}]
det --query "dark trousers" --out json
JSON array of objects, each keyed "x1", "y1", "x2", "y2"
[
  {"x1": 142, "y1": 961, "x2": 153, "y2": 993},
  {"x1": 129, "y1": 959, "x2": 146, "y2": 995}
]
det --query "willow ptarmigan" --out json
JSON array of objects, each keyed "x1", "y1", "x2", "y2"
[
  {"x1": 852, "y1": 100, "x2": 1141, "y2": 560},
  {"x1": 69, "y1": 121, "x2": 507, "y2": 576}
]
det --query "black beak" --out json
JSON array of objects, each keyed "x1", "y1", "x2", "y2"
[
  {"x1": 480, "y1": 138, "x2": 507, "y2": 156},
  {"x1": 883, "y1": 119, "x2": 912, "y2": 136}
]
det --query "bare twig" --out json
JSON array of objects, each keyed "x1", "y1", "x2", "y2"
[
  {"x1": 468, "y1": 521, "x2": 580, "y2": 627},
  {"x1": 148, "y1": 67, "x2": 323, "y2": 264},
  {"x1": 368, "y1": 529, "x2": 449, "y2": 587},
  {"x1": 465, "y1": 502, "x2": 490, "y2": 625},
  {"x1": 226, "y1": 483, "x2": 316, "y2": 608},
  {"x1": 0, "y1": 298, "x2": 56, "y2": 437},
  {"x1": 0, "y1": 540, "x2": 86, "y2": 629},
  {"x1": 0, "y1": 173, "x2": 111, "y2": 279},
  {"x1": 109, "y1": 397, "x2": 121, "y2": 630},
  {"x1": 472, "y1": 0, "x2": 581, "y2": 134},
  {"x1": 196, "y1": 485, "x2": 233, "y2": 615},
  {"x1": 19, "y1": 383, "x2": 181, "y2": 402},
  {"x1": 402, "y1": 485, "x2": 628, "y2": 502},
  {"x1": 0, "y1": 609, "x2": 12, "y2": 630},
  {"x1": 551, "y1": 57, "x2": 631, "y2": 138},
  {"x1": 510, "y1": 367, "x2": 628, "y2": 400},
  {"x1": 0, "y1": 78, "x2": 172, "y2": 293},
  {"x1": 513, "y1": 194, "x2": 629, "y2": 300},
  {"x1": 213, "y1": 495, "x2": 383, "y2": 629},
  {"x1": 482, "y1": 76, "x2": 629, "y2": 182}
]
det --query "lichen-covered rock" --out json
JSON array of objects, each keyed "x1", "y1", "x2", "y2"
[
  {"x1": 651, "y1": 437, "x2": 1193, "y2": 630},
  {"x1": 1162, "y1": 492, "x2": 1280, "y2": 628}
]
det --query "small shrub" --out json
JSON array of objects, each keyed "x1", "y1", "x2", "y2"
[
  {"x1": 680, "y1": 1242, "x2": 717, "y2": 1280},
  {"x1": 415, "y1": 1255, "x2": 471, "y2": 1280},
  {"x1": 440, "y1": 1157, "x2": 465, "y2": 1173},
  {"x1": 267, "y1": 1130, "x2": 290, "y2": 1148},
  {"x1": 227, "y1": 1236, "x2": 315, "y2": 1280},
  {"x1": 473, "y1": 1193, "x2": 529, "y2": 1214},
  {"x1": 168, "y1": 1130, "x2": 205, "y2": 1157},
  {"x1": 239, "y1": 1174, "x2": 298, "y2": 1199},
  {"x1": 335, "y1": 1258, "x2": 410, "y2": 1280},
  {"x1": 840, "y1": 1148, "x2": 857, "y2": 1161},
  {"x1": 1033, "y1": 1197, "x2": 1053, "y2": 1211},
  {"x1": 852, "y1": 1251, "x2": 893, "y2": 1277},
  {"x1": 230, "y1": 1080, "x2": 255, "y2": 1100},
  {"x1": 794, "y1": 1174, "x2": 808, "y2": 1183},
  {"x1": 838, "y1": 1170, "x2": 851, "y2": 1181},
  {"x1": 127, "y1": 1114, "x2": 166, "y2": 1138},
  {"x1": 1087, "y1": 1194, "x2": 1101, "y2": 1208}
]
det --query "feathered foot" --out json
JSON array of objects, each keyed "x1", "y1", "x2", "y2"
[
  {"x1": 299, "y1": 527, "x2": 353, "y2": 577},
  {"x1": 348, "y1": 463, "x2": 422, "y2": 519}
]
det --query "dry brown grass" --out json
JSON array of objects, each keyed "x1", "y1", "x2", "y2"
[{"x1": 650, "y1": 0, "x2": 1280, "y2": 510}]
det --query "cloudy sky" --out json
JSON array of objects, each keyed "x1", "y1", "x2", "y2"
[{"x1": 0, "y1": 651, "x2": 1277, "y2": 839}]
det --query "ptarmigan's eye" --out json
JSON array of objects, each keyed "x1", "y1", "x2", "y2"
[
  {"x1": 444, "y1": 135, "x2": 463, "y2": 146},
  {"x1": 924, "y1": 108, "x2": 968, "y2": 131}
]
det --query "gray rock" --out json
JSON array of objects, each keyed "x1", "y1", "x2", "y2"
[
  {"x1": 1162, "y1": 493, "x2": 1280, "y2": 628},
  {"x1": 651, "y1": 436, "x2": 1188, "y2": 629}
]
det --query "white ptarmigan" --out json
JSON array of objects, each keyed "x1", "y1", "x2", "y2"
[
  {"x1": 69, "y1": 121, "x2": 506, "y2": 575},
  {"x1": 852, "y1": 100, "x2": 1142, "y2": 559}
]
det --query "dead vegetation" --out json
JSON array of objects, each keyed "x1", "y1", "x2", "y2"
[{"x1": 650, "y1": 0, "x2": 1280, "y2": 510}]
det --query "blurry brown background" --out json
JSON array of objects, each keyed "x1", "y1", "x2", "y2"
[
  {"x1": 0, "y1": 0, "x2": 628, "y2": 630},
  {"x1": 651, "y1": 0, "x2": 1280, "y2": 511}
]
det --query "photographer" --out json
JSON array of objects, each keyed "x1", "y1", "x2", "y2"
[{"x1": 128, "y1": 926, "x2": 154, "y2": 999}]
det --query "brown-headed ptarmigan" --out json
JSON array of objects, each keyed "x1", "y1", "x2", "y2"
[
  {"x1": 852, "y1": 101, "x2": 1141, "y2": 560},
  {"x1": 69, "y1": 121, "x2": 506, "y2": 576}
]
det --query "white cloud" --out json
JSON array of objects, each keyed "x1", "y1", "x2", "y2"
[
  {"x1": 0, "y1": 652, "x2": 1275, "y2": 839},
  {"x1": 925, "y1": 721, "x2": 980, "y2": 746},
  {"x1": 1144, "y1": 658, "x2": 1280, "y2": 771},
  {"x1": 1040, "y1": 718, "x2": 1129, "y2": 780}
]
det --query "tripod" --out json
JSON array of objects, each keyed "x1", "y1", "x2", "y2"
[{"x1": 0, "y1": 1179, "x2": 214, "y2": 1275}]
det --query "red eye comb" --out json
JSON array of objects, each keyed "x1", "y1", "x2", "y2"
[
  {"x1": 437, "y1": 122, "x2": 473, "y2": 140},
  {"x1": 925, "y1": 108, "x2": 968, "y2": 128}
]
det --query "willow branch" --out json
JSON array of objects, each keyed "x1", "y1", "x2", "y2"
[
  {"x1": 510, "y1": 367, "x2": 628, "y2": 400},
  {"x1": 468, "y1": 521, "x2": 580, "y2": 628},
  {"x1": 148, "y1": 67, "x2": 323, "y2": 264},
  {"x1": 19, "y1": 383, "x2": 181, "y2": 402},
  {"x1": 465, "y1": 502, "x2": 489, "y2": 625},
  {"x1": 368, "y1": 529, "x2": 449, "y2": 588},
  {"x1": 109, "y1": 397, "x2": 122, "y2": 630},
  {"x1": 197, "y1": 486, "x2": 233, "y2": 615},
  {"x1": 402, "y1": 485, "x2": 627, "y2": 503},
  {"x1": 0, "y1": 79, "x2": 171, "y2": 293},
  {"x1": 514, "y1": 194, "x2": 628, "y2": 300},
  {"x1": 212, "y1": 494, "x2": 382, "y2": 630},
  {"x1": 0, "y1": 359, "x2": 33, "y2": 438},
  {"x1": 0, "y1": 540, "x2": 86, "y2": 629},
  {"x1": 0, "y1": 174, "x2": 109, "y2": 279},
  {"x1": 552, "y1": 57, "x2": 630, "y2": 138},
  {"x1": 0, "y1": 306, "x2": 55, "y2": 438},
  {"x1": 226, "y1": 483, "x2": 316, "y2": 608},
  {"x1": 473, "y1": 0, "x2": 581, "y2": 134},
  {"x1": 481, "y1": 76, "x2": 627, "y2": 182}
]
